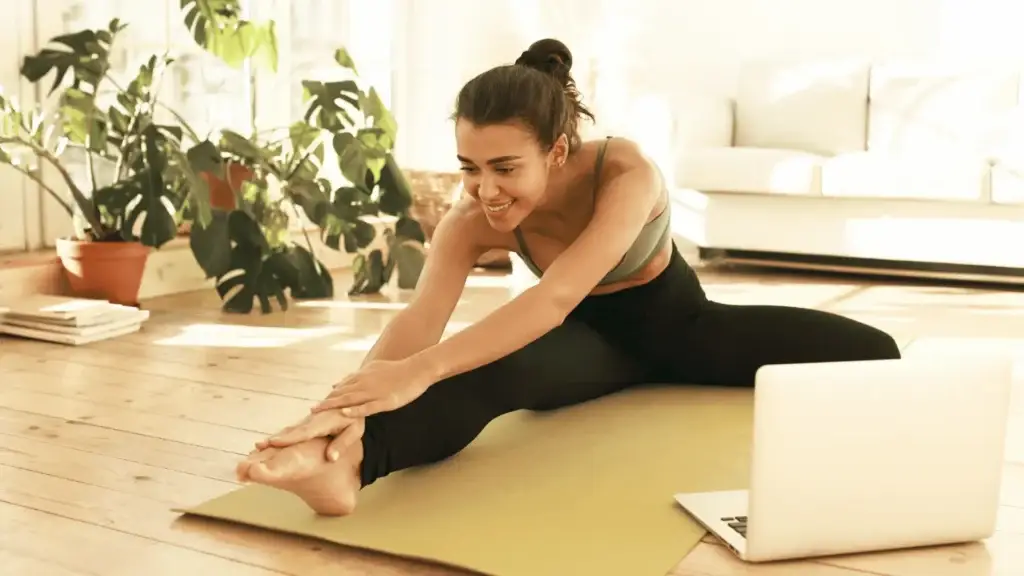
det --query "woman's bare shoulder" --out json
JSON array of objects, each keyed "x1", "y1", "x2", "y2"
[
  {"x1": 600, "y1": 137, "x2": 654, "y2": 171},
  {"x1": 435, "y1": 196, "x2": 510, "y2": 250}
]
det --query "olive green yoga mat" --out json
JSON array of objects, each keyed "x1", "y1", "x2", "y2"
[{"x1": 178, "y1": 385, "x2": 754, "y2": 576}]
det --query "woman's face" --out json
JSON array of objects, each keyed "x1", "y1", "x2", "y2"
[{"x1": 455, "y1": 119, "x2": 566, "y2": 232}]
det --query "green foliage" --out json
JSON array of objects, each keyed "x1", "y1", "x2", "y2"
[
  {"x1": 0, "y1": 19, "x2": 211, "y2": 247},
  {"x1": 181, "y1": 42, "x2": 427, "y2": 313},
  {"x1": 188, "y1": 210, "x2": 333, "y2": 314},
  {"x1": 180, "y1": 0, "x2": 278, "y2": 72}
]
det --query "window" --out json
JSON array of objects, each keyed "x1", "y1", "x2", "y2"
[{"x1": 1, "y1": 0, "x2": 400, "y2": 251}]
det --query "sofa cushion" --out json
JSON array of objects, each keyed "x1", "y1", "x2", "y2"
[
  {"x1": 676, "y1": 146, "x2": 824, "y2": 196},
  {"x1": 733, "y1": 60, "x2": 871, "y2": 155},
  {"x1": 671, "y1": 96, "x2": 734, "y2": 149},
  {"x1": 820, "y1": 152, "x2": 989, "y2": 202},
  {"x1": 867, "y1": 63, "x2": 1020, "y2": 159},
  {"x1": 990, "y1": 163, "x2": 1024, "y2": 205}
]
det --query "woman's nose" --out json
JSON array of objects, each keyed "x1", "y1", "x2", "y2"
[{"x1": 478, "y1": 177, "x2": 501, "y2": 201}]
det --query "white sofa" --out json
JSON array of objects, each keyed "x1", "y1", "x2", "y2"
[{"x1": 668, "y1": 59, "x2": 1024, "y2": 280}]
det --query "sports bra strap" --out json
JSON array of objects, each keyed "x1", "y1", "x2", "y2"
[{"x1": 592, "y1": 136, "x2": 612, "y2": 201}]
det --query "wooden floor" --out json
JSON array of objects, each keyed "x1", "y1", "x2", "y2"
[{"x1": 1, "y1": 262, "x2": 1022, "y2": 576}]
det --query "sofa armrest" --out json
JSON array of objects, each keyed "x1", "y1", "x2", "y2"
[{"x1": 672, "y1": 96, "x2": 735, "y2": 149}]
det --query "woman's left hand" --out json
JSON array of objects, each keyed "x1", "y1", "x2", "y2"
[{"x1": 311, "y1": 358, "x2": 435, "y2": 417}]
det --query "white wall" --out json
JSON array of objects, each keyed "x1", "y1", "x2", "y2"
[{"x1": 394, "y1": 0, "x2": 1024, "y2": 171}]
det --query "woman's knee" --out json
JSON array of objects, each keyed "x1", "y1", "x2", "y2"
[{"x1": 847, "y1": 321, "x2": 902, "y2": 360}]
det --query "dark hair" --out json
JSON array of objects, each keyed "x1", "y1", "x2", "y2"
[{"x1": 453, "y1": 38, "x2": 595, "y2": 153}]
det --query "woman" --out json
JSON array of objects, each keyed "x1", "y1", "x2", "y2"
[{"x1": 236, "y1": 39, "x2": 901, "y2": 516}]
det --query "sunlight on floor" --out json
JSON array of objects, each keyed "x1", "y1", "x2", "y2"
[
  {"x1": 329, "y1": 334, "x2": 380, "y2": 352},
  {"x1": 464, "y1": 272, "x2": 518, "y2": 290},
  {"x1": 151, "y1": 323, "x2": 351, "y2": 348},
  {"x1": 327, "y1": 321, "x2": 474, "y2": 352},
  {"x1": 295, "y1": 300, "x2": 410, "y2": 311}
]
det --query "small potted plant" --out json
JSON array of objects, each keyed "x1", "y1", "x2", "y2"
[{"x1": 0, "y1": 19, "x2": 211, "y2": 306}]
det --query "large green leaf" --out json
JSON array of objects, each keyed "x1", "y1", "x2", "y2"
[
  {"x1": 285, "y1": 245, "x2": 334, "y2": 300},
  {"x1": 219, "y1": 129, "x2": 276, "y2": 164},
  {"x1": 188, "y1": 209, "x2": 232, "y2": 278},
  {"x1": 285, "y1": 121, "x2": 325, "y2": 180},
  {"x1": 342, "y1": 218, "x2": 377, "y2": 254},
  {"x1": 361, "y1": 87, "x2": 398, "y2": 148},
  {"x1": 202, "y1": 211, "x2": 334, "y2": 313},
  {"x1": 332, "y1": 185, "x2": 377, "y2": 220},
  {"x1": 90, "y1": 125, "x2": 180, "y2": 248},
  {"x1": 20, "y1": 19, "x2": 125, "y2": 95},
  {"x1": 394, "y1": 215, "x2": 426, "y2": 243},
  {"x1": 348, "y1": 249, "x2": 387, "y2": 296},
  {"x1": 180, "y1": 0, "x2": 278, "y2": 72},
  {"x1": 377, "y1": 152, "x2": 413, "y2": 215},
  {"x1": 285, "y1": 178, "x2": 332, "y2": 225},
  {"x1": 185, "y1": 139, "x2": 224, "y2": 175},
  {"x1": 394, "y1": 242, "x2": 426, "y2": 290},
  {"x1": 334, "y1": 132, "x2": 386, "y2": 188},
  {"x1": 58, "y1": 88, "x2": 109, "y2": 153},
  {"x1": 302, "y1": 80, "x2": 360, "y2": 132}
]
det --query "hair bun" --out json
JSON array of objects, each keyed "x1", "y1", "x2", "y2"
[{"x1": 515, "y1": 38, "x2": 573, "y2": 77}]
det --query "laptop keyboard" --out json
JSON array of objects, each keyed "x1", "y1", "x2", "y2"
[{"x1": 720, "y1": 516, "x2": 747, "y2": 538}]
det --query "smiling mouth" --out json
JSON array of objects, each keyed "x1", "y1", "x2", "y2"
[{"x1": 484, "y1": 200, "x2": 514, "y2": 213}]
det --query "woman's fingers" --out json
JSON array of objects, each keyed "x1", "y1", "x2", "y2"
[
  {"x1": 330, "y1": 374, "x2": 360, "y2": 392},
  {"x1": 338, "y1": 398, "x2": 392, "y2": 418},
  {"x1": 255, "y1": 424, "x2": 297, "y2": 449},
  {"x1": 325, "y1": 419, "x2": 365, "y2": 462},
  {"x1": 311, "y1": 390, "x2": 372, "y2": 413},
  {"x1": 267, "y1": 415, "x2": 338, "y2": 447}
]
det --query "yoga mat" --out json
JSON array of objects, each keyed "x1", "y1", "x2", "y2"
[{"x1": 178, "y1": 385, "x2": 754, "y2": 576}]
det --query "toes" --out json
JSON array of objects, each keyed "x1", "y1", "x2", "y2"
[
  {"x1": 247, "y1": 461, "x2": 279, "y2": 483},
  {"x1": 236, "y1": 460, "x2": 251, "y2": 482},
  {"x1": 238, "y1": 447, "x2": 279, "y2": 482}
]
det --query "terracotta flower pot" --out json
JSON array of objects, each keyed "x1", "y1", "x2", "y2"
[
  {"x1": 55, "y1": 237, "x2": 151, "y2": 307},
  {"x1": 200, "y1": 162, "x2": 254, "y2": 211}
]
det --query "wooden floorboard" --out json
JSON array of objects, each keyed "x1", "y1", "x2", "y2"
[{"x1": 1, "y1": 265, "x2": 1022, "y2": 575}]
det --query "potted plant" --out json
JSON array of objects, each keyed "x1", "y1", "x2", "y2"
[
  {"x1": 179, "y1": 2, "x2": 427, "y2": 313},
  {"x1": 183, "y1": 48, "x2": 426, "y2": 313},
  {"x1": 0, "y1": 19, "x2": 212, "y2": 306}
]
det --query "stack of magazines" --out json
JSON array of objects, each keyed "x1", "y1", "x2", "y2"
[{"x1": 0, "y1": 294, "x2": 150, "y2": 346}]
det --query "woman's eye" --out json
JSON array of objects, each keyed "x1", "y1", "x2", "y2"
[{"x1": 495, "y1": 167, "x2": 514, "y2": 175}]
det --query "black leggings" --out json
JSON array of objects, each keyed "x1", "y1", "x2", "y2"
[{"x1": 358, "y1": 244, "x2": 900, "y2": 486}]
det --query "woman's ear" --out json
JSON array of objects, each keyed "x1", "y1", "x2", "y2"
[{"x1": 549, "y1": 133, "x2": 570, "y2": 167}]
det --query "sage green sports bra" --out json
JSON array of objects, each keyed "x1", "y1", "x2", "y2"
[{"x1": 512, "y1": 136, "x2": 672, "y2": 286}]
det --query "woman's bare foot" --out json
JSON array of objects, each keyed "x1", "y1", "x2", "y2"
[
  {"x1": 242, "y1": 437, "x2": 364, "y2": 516},
  {"x1": 236, "y1": 446, "x2": 280, "y2": 482}
]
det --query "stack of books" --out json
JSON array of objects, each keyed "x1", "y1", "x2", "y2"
[{"x1": 0, "y1": 294, "x2": 150, "y2": 346}]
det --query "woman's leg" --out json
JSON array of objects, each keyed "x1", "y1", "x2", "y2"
[
  {"x1": 241, "y1": 317, "x2": 649, "y2": 514},
  {"x1": 358, "y1": 317, "x2": 649, "y2": 485},
  {"x1": 577, "y1": 244, "x2": 901, "y2": 387},
  {"x1": 656, "y1": 300, "x2": 901, "y2": 386}
]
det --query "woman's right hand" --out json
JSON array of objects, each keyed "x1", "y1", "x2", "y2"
[{"x1": 255, "y1": 409, "x2": 365, "y2": 461}]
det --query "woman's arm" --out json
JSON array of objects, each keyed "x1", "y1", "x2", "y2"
[
  {"x1": 360, "y1": 199, "x2": 487, "y2": 366},
  {"x1": 408, "y1": 140, "x2": 664, "y2": 383}
]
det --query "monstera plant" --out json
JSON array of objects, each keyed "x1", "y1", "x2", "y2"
[
  {"x1": 179, "y1": 0, "x2": 278, "y2": 72},
  {"x1": 0, "y1": 18, "x2": 211, "y2": 306},
  {"x1": 180, "y1": 4, "x2": 427, "y2": 313},
  {"x1": 184, "y1": 48, "x2": 426, "y2": 314}
]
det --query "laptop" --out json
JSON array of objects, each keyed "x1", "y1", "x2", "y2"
[{"x1": 674, "y1": 355, "x2": 1013, "y2": 562}]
